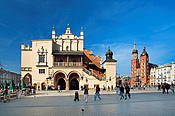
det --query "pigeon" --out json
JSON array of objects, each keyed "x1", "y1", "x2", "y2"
[{"x1": 81, "y1": 108, "x2": 84, "y2": 112}]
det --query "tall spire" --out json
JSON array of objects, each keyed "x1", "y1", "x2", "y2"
[
  {"x1": 132, "y1": 41, "x2": 138, "y2": 54},
  {"x1": 134, "y1": 41, "x2": 136, "y2": 50}
]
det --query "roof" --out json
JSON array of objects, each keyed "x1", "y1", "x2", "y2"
[
  {"x1": 0, "y1": 68, "x2": 20, "y2": 75},
  {"x1": 149, "y1": 63, "x2": 158, "y2": 68},
  {"x1": 83, "y1": 49, "x2": 101, "y2": 68},
  {"x1": 31, "y1": 39, "x2": 52, "y2": 42}
]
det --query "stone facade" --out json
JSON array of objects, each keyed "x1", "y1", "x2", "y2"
[
  {"x1": 0, "y1": 68, "x2": 21, "y2": 85},
  {"x1": 21, "y1": 26, "x2": 117, "y2": 90},
  {"x1": 155, "y1": 62, "x2": 175, "y2": 84}
]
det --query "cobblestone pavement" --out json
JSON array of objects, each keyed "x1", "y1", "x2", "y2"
[{"x1": 0, "y1": 92, "x2": 175, "y2": 116}]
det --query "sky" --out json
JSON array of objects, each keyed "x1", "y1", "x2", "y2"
[{"x1": 0, "y1": 0, "x2": 175, "y2": 75}]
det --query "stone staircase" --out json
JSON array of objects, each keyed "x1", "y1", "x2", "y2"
[{"x1": 82, "y1": 67, "x2": 105, "y2": 81}]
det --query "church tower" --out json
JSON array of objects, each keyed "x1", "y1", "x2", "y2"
[
  {"x1": 103, "y1": 48, "x2": 117, "y2": 88},
  {"x1": 140, "y1": 47, "x2": 149, "y2": 85},
  {"x1": 131, "y1": 42, "x2": 139, "y2": 85}
]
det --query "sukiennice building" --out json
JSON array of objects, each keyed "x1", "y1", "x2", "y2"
[{"x1": 21, "y1": 26, "x2": 117, "y2": 90}]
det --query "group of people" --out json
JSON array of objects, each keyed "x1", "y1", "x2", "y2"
[
  {"x1": 74, "y1": 84, "x2": 131, "y2": 103},
  {"x1": 74, "y1": 85, "x2": 101, "y2": 103},
  {"x1": 0, "y1": 85, "x2": 36, "y2": 102},
  {"x1": 158, "y1": 83, "x2": 174, "y2": 94},
  {"x1": 116, "y1": 84, "x2": 131, "y2": 100}
]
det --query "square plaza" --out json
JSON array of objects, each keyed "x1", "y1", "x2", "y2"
[{"x1": 0, "y1": 92, "x2": 175, "y2": 116}]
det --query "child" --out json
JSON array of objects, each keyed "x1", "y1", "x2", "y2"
[{"x1": 74, "y1": 91, "x2": 79, "y2": 101}]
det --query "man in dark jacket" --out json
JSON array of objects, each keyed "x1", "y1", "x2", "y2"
[
  {"x1": 165, "y1": 83, "x2": 170, "y2": 94},
  {"x1": 120, "y1": 85, "x2": 124, "y2": 100},
  {"x1": 74, "y1": 91, "x2": 79, "y2": 101},
  {"x1": 94, "y1": 85, "x2": 101, "y2": 101},
  {"x1": 125, "y1": 85, "x2": 131, "y2": 100},
  {"x1": 162, "y1": 83, "x2": 166, "y2": 94}
]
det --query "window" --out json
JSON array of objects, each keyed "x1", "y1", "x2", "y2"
[
  {"x1": 39, "y1": 55, "x2": 45, "y2": 63},
  {"x1": 39, "y1": 69, "x2": 45, "y2": 74}
]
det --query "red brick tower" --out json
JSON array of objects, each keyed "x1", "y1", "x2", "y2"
[
  {"x1": 131, "y1": 42, "x2": 140, "y2": 86},
  {"x1": 140, "y1": 47, "x2": 149, "y2": 85}
]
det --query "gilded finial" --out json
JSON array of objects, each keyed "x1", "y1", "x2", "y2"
[
  {"x1": 67, "y1": 24, "x2": 70, "y2": 27},
  {"x1": 52, "y1": 25, "x2": 55, "y2": 29}
]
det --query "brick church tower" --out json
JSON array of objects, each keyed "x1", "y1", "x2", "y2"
[
  {"x1": 131, "y1": 42, "x2": 150, "y2": 86},
  {"x1": 140, "y1": 47, "x2": 149, "y2": 85}
]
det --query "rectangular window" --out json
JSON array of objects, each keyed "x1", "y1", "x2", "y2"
[
  {"x1": 39, "y1": 69, "x2": 45, "y2": 74},
  {"x1": 39, "y1": 55, "x2": 45, "y2": 63}
]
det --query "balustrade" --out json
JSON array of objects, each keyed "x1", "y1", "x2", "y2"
[{"x1": 54, "y1": 62, "x2": 82, "y2": 67}]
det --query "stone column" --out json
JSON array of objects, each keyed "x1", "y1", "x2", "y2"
[{"x1": 66, "y1": 79, "x2": 69, "y2": 90}]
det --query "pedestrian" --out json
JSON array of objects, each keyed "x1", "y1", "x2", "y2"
[
  {"x1": 84, "y1": 86, "x2": 88, "y2": 103},
  {"x1": 16, "y1": 89, "x2": 19, "y2": 99},
  {"x1": 170, "y1": 83, "x2": 174, "y2": 94},
  {"x1": 125, "y1": 85, "x2": 131, "y2": 100},
  {"x1": 74, "y1": 91, "x2": 79, "y2": 101},
  {"x1": 165, "y1": 83, "x2": 170, "y2": 94},
  {"x1": 94, "y1": 85, "x2": 101, "y2": 101},
  {"x1": 58, "y1": 85, "x2": 60, "y2": 93},
  {"x1": 158, "y1": 83, "x2": 161, "y2": 91},
  {"x1": 108, "y1": 86, "x2": 110, "y2": 91},
  {"x1": 162, "y1": 83, "x2": 166, "y2": 94},
  {"x1": 116, "y1": 85, "x2": 120, "y2": 96},
  {"x1": 119, "y1": 85, "x2": 124, "y2": 100}
]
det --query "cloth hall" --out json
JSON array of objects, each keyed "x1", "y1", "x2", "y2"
[{"x1": 21, "y1": 26, "x2": 117, "y2": 90}]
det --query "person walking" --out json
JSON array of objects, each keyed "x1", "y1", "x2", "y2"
[
  {"x1": 94, "y1": 85, "x2": 101, "y2": 101},
  {"x1": 162, "y1": 83, "x2": 166, "y2": 94},
  {"x1": 116, "y1": 85, "x2": 120, "y2": 96},
  {"x1": 58, "y1": 85, "x2": 61, "y2": 93},
  {"x1": 125, "y1": 85, "x2": 131, "y2": 100},
  {"x1": 158, "y1": 83, "x2": 161, "y2": 91},
  {"x1": 170, "y1": 83, "x2": 174, "y2": 94},
  {"x1": 74, "y1": 91, "x2": 79, "y2": 101},
  {"x1": 120, "y1": 85, "x2": 124, "y2": 100},
  {"x1": 84, "y1": 86, "x2": 88, "y2": 103},
  {"x1": 165, "y1": 83, "x2": 170, "y2": 94}
]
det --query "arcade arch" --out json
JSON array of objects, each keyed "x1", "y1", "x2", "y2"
[
  {"x1": 23, "y1": 73, "x2": 32, "y2": 87},
  {"x1": 68, "y1": 72, "x2": 80, "y2": 90},
  {"x1": 54, "y1": 72, "x2": 66, "y2": 90}
]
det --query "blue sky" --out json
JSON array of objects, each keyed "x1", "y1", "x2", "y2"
[{"x1": 0, "y1": 0, "x2": 175, "y2": 75}]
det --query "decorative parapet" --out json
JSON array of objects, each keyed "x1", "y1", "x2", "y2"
[
  {"x1": 21, "y1": 67, "x2": 32, "y2": 71},
  {"x1": 21, "y1": 44, "x2": 32, "y2": 51}
]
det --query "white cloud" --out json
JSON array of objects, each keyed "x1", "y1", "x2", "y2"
[{"x1": 153, "y1": 23, "x2": 175, "y2": 33}]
